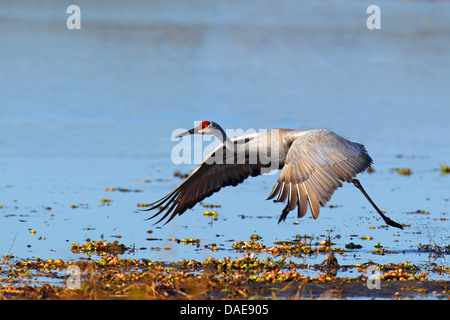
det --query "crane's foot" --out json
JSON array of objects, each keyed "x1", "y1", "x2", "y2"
[{"x1": 382, "y1": 216, "x2": 404, "y2": 229}]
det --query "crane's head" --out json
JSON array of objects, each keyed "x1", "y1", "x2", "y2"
[{"x1": 175, "y1": 121, "x2": 219, "y2": 138}]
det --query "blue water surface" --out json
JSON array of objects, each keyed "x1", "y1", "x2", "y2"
[{"x1": 0, "y1": 1, "x2": 449, "y2": 279}]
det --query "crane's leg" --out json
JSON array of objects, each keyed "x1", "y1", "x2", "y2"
[
  {"x1": 351, "y1": 179, "x2": 403, "y2": 229},
  {"x1": 278, "y1": 204, "x2": 290, "y2": 223}
]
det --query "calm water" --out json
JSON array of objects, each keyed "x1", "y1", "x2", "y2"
[{"x1": 0, "y1": 1, "x2": 449, "y2": 280}]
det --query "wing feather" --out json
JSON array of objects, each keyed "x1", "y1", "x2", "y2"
[
  {"x1": 268, "y1": 129, "x2": 372, "y2": 220},
  {"x1": 297, "y1": 183, "x2": 308, "y2": 218},
  {"x1": 145, "y1": 133, "x2": 263, "y2": 224}
]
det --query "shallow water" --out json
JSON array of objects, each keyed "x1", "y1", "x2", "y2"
[{"x1": 1, "y1": 0, "x2": 449, "y2": 284}]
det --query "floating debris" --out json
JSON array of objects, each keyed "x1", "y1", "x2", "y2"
[
  {"x1": 366, "y1": 167, "x2": 375, "y2": 174},
  {"x1": 105, "y1": 187, "x2": 142, "y2": 192},
  {"x1": 345, "y1": 242, "x2": 362, "y2": 249},
  {"x1": 173, "y1": 171, "x2": 189, "y2": 179},
  {"x1": 71, "y1": 203, "x2": 88, "y2": 209},
  {"x1": 180, "y1": 238, "x2": 200, "y2": 245},
  {"x1": 200, "y1": 202, "x2": 221, "y2": 208},
  {"x1": 407, "y1": 209, "x2": 430, "y2": 215},
  {"x1": 392, "y1": 168, "x2": 413, "y2": 176}
]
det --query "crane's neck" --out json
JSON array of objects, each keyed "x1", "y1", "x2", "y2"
[{"x1": 212, "y1": 126, "x2": 235, "y2": 151}]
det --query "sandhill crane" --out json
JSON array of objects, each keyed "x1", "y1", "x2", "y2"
[{"x1": 145, "y1": 121, "x2": 403, "y2": 229}]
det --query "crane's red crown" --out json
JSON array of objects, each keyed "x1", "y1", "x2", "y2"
[{"x1": 201, "y1": 121, "x2": 211, "y2": 129}]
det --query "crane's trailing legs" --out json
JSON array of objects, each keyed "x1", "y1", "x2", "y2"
[{"x1": 351, "y1": 179, "x2": 403, "y2": 229}]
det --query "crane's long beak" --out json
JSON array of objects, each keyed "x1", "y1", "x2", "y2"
[{"x1": 175, "y1": 127, "x2": 195, "y2": 138}]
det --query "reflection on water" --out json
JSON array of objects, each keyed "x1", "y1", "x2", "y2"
[{"x1": 0, "y1": 1, "x2": 449, "y2": 281}]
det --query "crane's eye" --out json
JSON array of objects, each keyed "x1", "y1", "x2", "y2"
[{"x1": 201, "y1": 121, "x2": 211, "y2": 129}]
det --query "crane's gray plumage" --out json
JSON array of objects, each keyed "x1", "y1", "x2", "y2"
[
  {"x1": 267, "y1": 129, "x2": 372, "y2": 221},
  {"x1": 145, "y1": 121, "x2": 403, "y2": 229}
]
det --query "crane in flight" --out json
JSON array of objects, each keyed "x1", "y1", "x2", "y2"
[{"x1": 144, "y1": 121, "x2": 403, "y2": 229}]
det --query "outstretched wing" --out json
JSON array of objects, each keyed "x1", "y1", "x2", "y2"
[
  {"x1": 145, "y1": 133, "x2": 263, "y2": 224},
  {"x1": 267, "y1": 129, "x2": 372, "y2": 220}
]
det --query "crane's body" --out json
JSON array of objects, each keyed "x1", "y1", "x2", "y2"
[{"x1": 145, "y1": 121, "x2": 403, "y2": 229}]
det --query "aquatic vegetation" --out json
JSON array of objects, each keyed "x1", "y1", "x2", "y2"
[
  {"x1": 379, "y1": 264, "x2": 427, "y2": 281},
  {"x1": 203, "y1": 210, "x2": 218, "y2": 218},
  {"x1": 232, "y1": 241, "x2": 266, "y2": 251},
  {"x1": 232, "y1": 239, "x2": 344, "y2": 257},
  {"x1": 392, "y1": 168, "x2": 413, "y2": 176},
  {"x1": 200, "y1": 203, "x2": 221, "y2": 209},
  {"x1": 137, "y1": 203, "x2": 151, "y2": 208},
  {"x1": 70, "y1": 240, "x2": 130, "y2": 256},
  {"x1": 372, "y1": 242, "x2": 398, "y2": 255},
  {"x1": 181, "y1": 238, "x2": 200, "y2": 245},
  {"x1": 366, "y1": 167, "x2": 375, "y2": 174},
  {"x1": 407, "y1": 209, "x2": 430, "y2": 215},
  {"x1": 170, "y1": 238, "x2": 201, "y2": 246},
  {"x1": 173, "y1": 171, "x2": 189, "y2": 179},
  {"x1": 319, "y1": 253, "x2": 339, "y2": 268},
  {"x1": 70, "y1": 203, "x2": 88, "y2": 209},
  {"x1": 250, "y1": 234, "x2": 262, "y2": 241},
  {"x1": 345, "y1": 242, "x2": 362, "y2": 249},
  {"x1": 0, "y1": 253, "x2": 440, "y2": 300},
  {"x1": 1, "y1": 236, "x2": 449, "y2": 300},
  {"x1": 105, "y1": 187, "x2": 142, "y2": 192}
]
